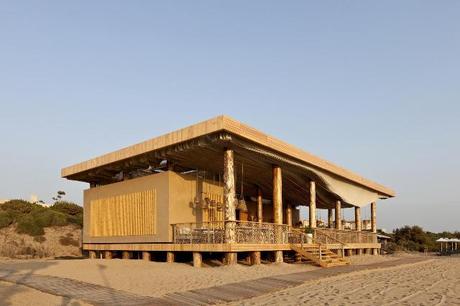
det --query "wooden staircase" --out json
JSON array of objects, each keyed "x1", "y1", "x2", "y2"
[{"x1": 290, "y1": 244, "x2": 350, "y2": 268}]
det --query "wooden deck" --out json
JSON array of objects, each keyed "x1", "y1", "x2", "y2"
[{"x1": 83, "y1": 242, "x2": 381, "y2": 252}]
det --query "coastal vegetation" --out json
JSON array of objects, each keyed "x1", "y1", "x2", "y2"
[
  {"x1": 0, "y1": 199, "x2": 82, "y2": 236},
  {"x1": 384, "y1": 225, "x2": 460, "y2": 253}
]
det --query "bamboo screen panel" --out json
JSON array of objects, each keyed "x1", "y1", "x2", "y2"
[
  {"x1": 202, "y1": 192, "x2": 224, "y2": 222},
  {"x1": 89, "y1": 190, "x2": 156, "y2": 237}
]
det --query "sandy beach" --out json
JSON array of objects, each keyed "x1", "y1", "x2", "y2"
[
  {"x1": 0, "y1": 254, "x2": 458, "y2": 305},
  {"x1": 233, "y1": 256, "x2": 460, "y2": 306}
]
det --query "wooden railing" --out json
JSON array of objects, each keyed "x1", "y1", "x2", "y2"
[
  {"x1": 172, "y1": 222, "x2": 377, "y2": 245},
  {"x1": 314, "y1": 228, "x2": 377, "y2": 244},
  {"x1": 172, "y1": 221, "x2": 290, "y2": 244}
]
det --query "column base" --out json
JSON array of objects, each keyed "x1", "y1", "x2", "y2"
[
  {"x1": 193, "y1": 252, "x2": 202, "y2": 268},
  {"x1": 166, "y1": 252, "x2": 175, "y2": 263},
  {"x1": 274, "y1": 251, "x2": 283, "y2": 263},
  {"x1": 224, "y1": 252, "x2": 237, "y2": 265},
  {"x1": 250, "y1": 251, "x2": 261, "y2": 265}
]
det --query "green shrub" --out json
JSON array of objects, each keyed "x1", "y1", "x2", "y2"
[
  {"x1": 1, "y1": 200, "x2": 35, "y2": 214},
  {"x1": 51, "y1": 201, "x2": 83, "y2": 216},
  {"x1": 17, "y1": 215, "x2": 45, "y2": 236},
  {"x1": 0, "y1": 211, "x2": 14, "y2": 229}
]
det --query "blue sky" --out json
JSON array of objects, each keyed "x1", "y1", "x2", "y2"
[{"x1": 1, "y1": 1, "x2": 459, "y2": 232}]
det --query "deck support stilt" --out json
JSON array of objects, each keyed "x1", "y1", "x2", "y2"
[
  {"x1": 250, "y1": 251, "x2": 261, "y2": 265},
  {"x1": 104, "y1": 251, "x2": 112, "y2": 259},
  {"x1": 225, "y1": 253, "x2": 237, "y2": 265},
  {"x1": 122, "y1": 251, "x2": 130, "y2": 259},
  {"x1": 373, "y1": 248, "x2": 379, "y2": 255},
  {"x1": 166, "y1": 252, "x2": 175, "y2": 263},
  {"x1": 89, "y1": 251, "x2": 97, "y2": 259},
  {"x1": 273, "y1": 165, "x2": 283, "y2": 263},
  {"x1": 142, "y1": 251, "x2": 151, "y2": 261},
  {"x1": 193, "y1": 252, "x2": 202, "y2": 267}
]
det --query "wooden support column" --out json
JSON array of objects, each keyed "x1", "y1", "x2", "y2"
[
  {"x1": 257, "y1": 187, "x2": 263, "y2": 223},
  {"x1": 166, "y1": 252, "x2": 175, "y2": 263},
  {"x1": 355, "y1": 207, "x2": 362, "y2": 231},
  {"x1": 224, "y1": 149, "x2": 237, "y2": 265},
  {"x1": 250, "y1": 251, "x2": 261, "y2": 265},
  {"x1": 371, "y1": 202, "x2": 377, "y2": 233},
  {"x1": 335, "y1": 201, "x2": 342, "y2": 230},
  {"x1": 104, "y1": 251, "x2": 112, "y2": 259},
  {"x1": 273, "y1": 165, "x2": 283, "y2": 263},
  {"x1": 193, "y1": 252, "x2": 202, "y2": 268},
  {"x1": 309, "y1": 181, "x2": 316, "y2": 228},
  {"x1": 286, "y1": 204, "x2": 293, "y2": 227},
  {"x1": 122, "y1": 251, "x2": 130, "y2": 260},
  {"x1": 328, "y1": 209, "x2": 333, "y2": 228},
  {"x1": 89, "y1": 251, "x2": 97, "y2": 259},
  {"x1": 142, "y1": 251, "x2": 151, "y2": 261}
]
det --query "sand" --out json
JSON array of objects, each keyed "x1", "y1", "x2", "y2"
[
  {"x1": 0, "y1": 280, "x2": 90, "y2": 306},
  {"x1": 1, "y1": 254, "x2": 458, "y2": 306},
  {"x1": 232, "y1": 256, "x2": 460, "y2": 306},
  {"x1": 0, "y1": 258, "x2": 318, "y2": 297}
]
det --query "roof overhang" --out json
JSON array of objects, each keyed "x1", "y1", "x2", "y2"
[{"x1": 61, "y1": 115, "x2": 395, "y2": 207}]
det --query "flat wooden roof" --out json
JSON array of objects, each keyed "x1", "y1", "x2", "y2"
[{"x1": 61, "y1": 115, "x2": 395, "y2": 197}]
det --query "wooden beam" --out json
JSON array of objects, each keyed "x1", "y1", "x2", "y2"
[
  {"x1": 328, "y1": 208, "x2": 333, "y2": 228},
  {"x1": 286, "y1": 204, "x2": 292, "y2": 227}
]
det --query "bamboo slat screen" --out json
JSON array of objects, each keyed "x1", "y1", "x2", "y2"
[
  {"x1": 89, "y1": 190, "x2": 156, "y2": 237},
  {"x1": 202, "y1": 192, "x2": 224, "y2": 222}
]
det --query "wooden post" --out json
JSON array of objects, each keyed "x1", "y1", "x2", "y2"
[
  {"x1": 142, "y1": 252, "x2": 151, "y2": 261},
  {"x1": 309, "y1": 181, "x2": 316, "y2": 228},
  {"x1": 122, "y1": 251, "x2": 130, "y2": 260},
  {"x1": 166, "y1": 252, "x2": 175, "y2": 263},
  {"x1": 286, "y1": 204, "x2": 293, "y2": 227},
  {"x1": 224, "y1": 149, "x2": 237, "y2": 265},
  {"x1": 335, "y1": 201, "x2": 342, "y2": 230},
  {"x1": 328, "y1": 209, "x2": 333, "y2": 228},
  {"x1": 89, "y1": 251, "x2": 97, "y2": 259},
  {"x1": 355, "y1": 207, "x2": 362, "y2": 231},
  {"x1": 257, "y1": 187, "x2": 263, "y2": 223},
  {"x1": 371, "y1": 202, "x2": 377, "y2": 233},
  {"x1": 193, "y1": 252, "x2": 202, "y2": 268},
  {"x1": 273, "y1": 165, "x2": 283, "y2": 263},
  {"x1": 250, "y1": 251, "x2": 261, "y2": 265},
  {"x1": 104, "y1": 251, "x2": 112, "y2": 259}
]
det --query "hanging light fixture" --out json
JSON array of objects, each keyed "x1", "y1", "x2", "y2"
[{"x1": 236, "y1": 162, "x2": 248, "y2": 212}]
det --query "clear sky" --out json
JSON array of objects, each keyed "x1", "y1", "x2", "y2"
[{"x1": 1, "y1": 1, "x2": 459, "y2": 232}]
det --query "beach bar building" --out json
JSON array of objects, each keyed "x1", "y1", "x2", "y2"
[{"x1": 62, "y1": 115, "x2": 394, "y2": 267}]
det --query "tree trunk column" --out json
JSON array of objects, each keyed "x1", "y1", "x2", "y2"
[
  {"x1": 335, "y1": 201, "x2": 342, "y2": 230},
  {"x1": 257, "y1": 187, "x2": 263, "y2": 223},
  {"x1": 224, "y1": 149, "x2": 237, "y2": 265},
  {"x1": 371, "y1": 202, "x2": 377, "y2": 233},
  {"x1": 273, "y1": 166, "x2": 283, "y2": 263},
  {"x1": 355, "y1": 207, "x2": 362, "y2": 231},
  {"x1": 328, "y1": 209, "x2": 333, "y2": 228},
  {"x1": 286, "y1": 204, "x2": 293, "y2": 227},
  {"x1": 309, "y1": 181, "x2": 316, "y2": 228}
]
